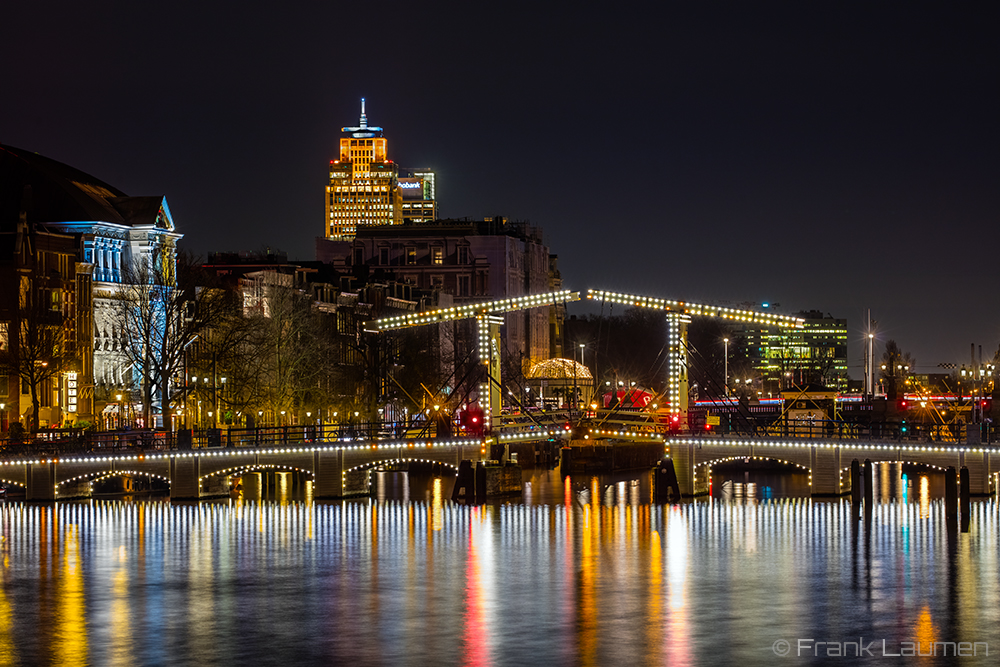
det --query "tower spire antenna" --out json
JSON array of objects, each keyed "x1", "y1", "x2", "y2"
[{"x1": 341, "y1": 98, "x2": 381, "y2": 135}]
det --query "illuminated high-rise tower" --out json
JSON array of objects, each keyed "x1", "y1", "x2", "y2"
[{"x1": 325, "y1": 99, "x2": 402, "y2": 240}]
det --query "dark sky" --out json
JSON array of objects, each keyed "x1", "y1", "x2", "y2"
[{"x1": 3, "y1": 2, "x2": 998, "y2": 375}]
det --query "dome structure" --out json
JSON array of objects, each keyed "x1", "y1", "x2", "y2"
[
  {"x1": 0, "y1": 144, "x2": 175, "y2": 231},
  {"x1": 527, "y1": 358, "x2": 593, "y2": 381}
]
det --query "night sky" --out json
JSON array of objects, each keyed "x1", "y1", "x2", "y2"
[{"x1": 3, "y1": 3, "x2": 997, "y2": 375}]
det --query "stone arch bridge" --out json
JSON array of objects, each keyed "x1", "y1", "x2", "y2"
[
  {"x1": 0, "y1": 438, "x2": 485, "y2": 501},
  {"x1": 667, "y1": 437, "x2": 1000, "y2": 496}
]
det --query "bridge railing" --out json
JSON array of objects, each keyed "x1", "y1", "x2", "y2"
[
  {"x1": 0, "y1": 420, "x2": 486, "y2": 458},
  {"x1": 694, "y1": 418, "x2": 995, "y2": 445}
]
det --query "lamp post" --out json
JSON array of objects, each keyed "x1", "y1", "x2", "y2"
[
  {"x1": 219, "y1": 376, "x2": 226, "y2": 425},
  {"x1": 116, "y1": 393, "x2": 123, "y2": 429},
  {"x1": 867, "y1": 333, "x2": 875, "y2": 398},
  {"x1": 961, "y1": 365, "x2": 969, "y2": 422},
  {"x1": 723, "y1": 338, "x2": 729, "y2": 396}
]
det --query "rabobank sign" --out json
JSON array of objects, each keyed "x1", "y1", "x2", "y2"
[{"x1": 398, "y1": 179, "x2": 423, "y2": 199}]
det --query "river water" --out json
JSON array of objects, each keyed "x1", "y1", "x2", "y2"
[{"x1": 0, "y1": 464, "x2": 997, "y2": 666}]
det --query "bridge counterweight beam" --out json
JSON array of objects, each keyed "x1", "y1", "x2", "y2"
[
  {"x1": 666, "y1": 313, "x2": 691, "y2": 430},
  {"x1": 478, "y1": 314, "x2": 504, "y2": 431}
]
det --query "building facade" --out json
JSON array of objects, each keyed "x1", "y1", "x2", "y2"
[
  {"x1": 0, "y1": 215, "x2": 85, "y2": 429},
  {"x1": 398, "y1": 168, "x2": 437, "y2": 224},
  {"x1": 325, "y1": 99, "x2": 402, "y2": 240},
  {"x1": 325, "y1": 100, "x2": 438, "y2": 240},
  {"x1": 317, "y1": 217, "x2": 560, "y2": 373},
  {"x1": 1, "y1": 144, "x2": 181, "y2": 429},
  {"x1": 732, "y1": 310, "x2": 849, "y2": 394}
]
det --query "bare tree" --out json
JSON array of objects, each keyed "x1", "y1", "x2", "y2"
[
  {"x1": 0, "y1": 279, "x2": 70, "y2": 432},
  {"x1": 879, "y1": 339, "x2": 916, "y2": 379},
  {"x1": 111, "y1": 251, "x2": 236, "y2": 427},
  {"x1": 229, "y1": 280, "x2": 332, "y2": 422}
]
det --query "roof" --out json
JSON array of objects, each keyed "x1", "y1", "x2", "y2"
[
  {"x1": 528, "y1": 358, "x2": 593, "y2": 380},
  {"x1": 0, "y1": 144, "x2": 173, "y2": 230}
]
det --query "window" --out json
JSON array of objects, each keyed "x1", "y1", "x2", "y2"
[
  {"x1": 431, "y1": 247, "x2": 443, "y2": 265},
  {"x1": 458, "y1": 275, "x2": 471, "y2": 297},
  {"x1": 353, "y1": 248, "x2": 364, "y2": 265},
  {"x1": 430, "y1": 275, "x2": 444, "y2": 290},
  {"x1": 0, "y1": 322, "x2": 7, "y2": 352},
  {"x1": 406, "y1": 248, "x2": 416, "y2": 265},
  {"x1": 458, "y1": 247, "x2": 469, "y2": 265},
  {"x1": 379, "y1": 247, "x2": 389, "y2": 265}
]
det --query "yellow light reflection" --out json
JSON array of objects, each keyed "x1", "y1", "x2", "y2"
[
  {"x1": 646, "y1": 530, "x2": 663, "y2": 662},
  {"x1": 919, "y1": 476, "x2": 930, "y2": 520},
  {"x1": 55, "y1": 525, "x2": 87, "y2": 667},
  {"x1": 277, "y1": 472, "x2": 289, "y2": 506},
  {"x1": 579, "y1": 503, "x2": 597, "y2": 666},
  {"x1": 913, "y1": 605, "x2": 936, "y2": 654},
  {"x1": 0, "y1": 534, "x2": 15, "y2": 665},
  {"x1": 431, "y1": 478, "x2": 443, "y2": 531},
  {"x1": 666, "y1": 508, "x2": 692, "y2": 665}
]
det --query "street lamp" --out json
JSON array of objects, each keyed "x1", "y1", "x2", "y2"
[
  {"x1": 867, "y1": 333, "x2": 875, "y2": 398},
  {"x1": 723, "y1": 338, "x2": 729, "y2": 396},
  {"x1": 219, "y1": 377, "x2": 226, "y2": 425}
]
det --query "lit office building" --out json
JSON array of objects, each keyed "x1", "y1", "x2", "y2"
[
  {"x1": 325, "y1": 99, "x2": 402, "y2": 240},
  {"x1": 398, "y1": 169, "x2": 436, "y2": 224},
  {"x1": 732, "y1": 310, "x2": 849, "y2": 393}
]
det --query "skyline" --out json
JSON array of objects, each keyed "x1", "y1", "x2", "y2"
[{"x1": 2, "y1": 3, "x2": 997, "y2": 373}]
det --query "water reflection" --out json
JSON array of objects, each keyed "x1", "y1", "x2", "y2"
[{"x1": 0, "y1": 473, "x2": 996, "y2": 663}]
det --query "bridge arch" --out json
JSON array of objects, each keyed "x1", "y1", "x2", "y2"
[
  {"x1": 57, "y1": 469, "x2": 171, "y2": 491},
  {"x1": 345, "y1": 457, "x2": 460, "y2": 474},
  {"x1": 0, "y1": 475, "x2": 26, "y2": 490},
  {"x1": 344, "y1": 457, "x2": 461, "y2": 497},
  {"x1": 837, "y1": 459, "x2": 949, "y2": 491},
  {"x1": 200, "y1": 463, "x2": 316, "y2": 484},
  {"x1": 694, "y1": 455, "x2": 812, "y2": 495},
  {"x1": 838, "y1": 459, "x2": 947, "y2": 475},
  {"x1": 696, "y1": 454, "x2": 812, "y2": 473}
]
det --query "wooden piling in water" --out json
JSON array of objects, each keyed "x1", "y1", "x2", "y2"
[{"x1": 945, "y1": 466, "x2": 958, "y2": 520}]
